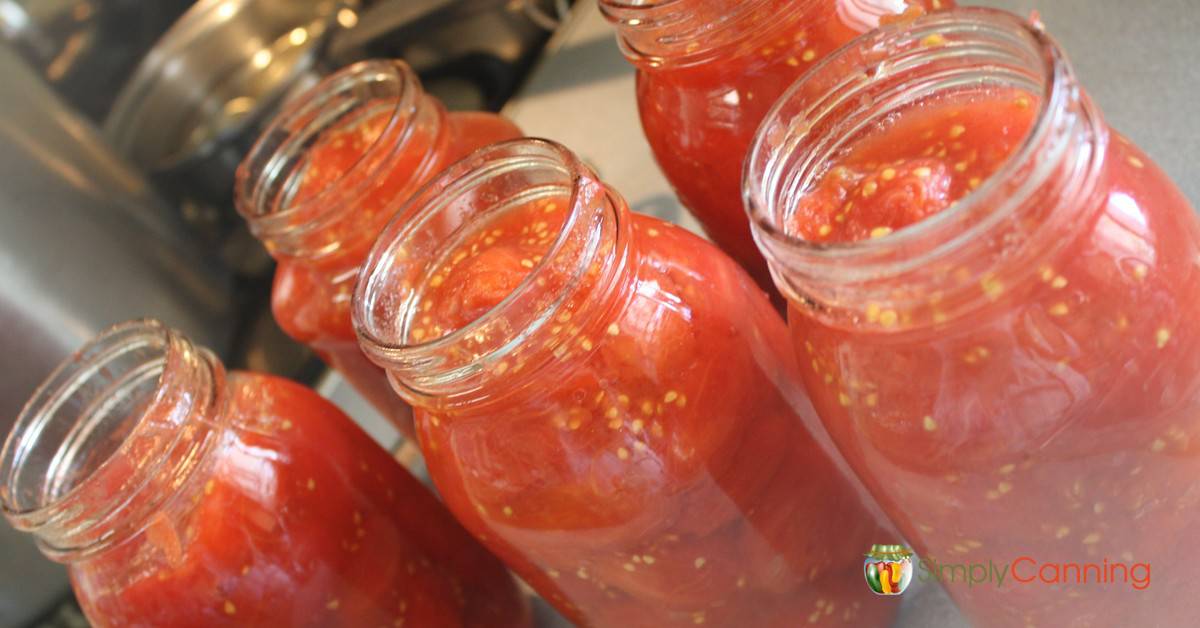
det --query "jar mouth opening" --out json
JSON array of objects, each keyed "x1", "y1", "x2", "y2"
[
  {"x1": 234, "y1": 59, "x2": 424, "y2": 237},
  {"x1": 0, "y1": 321, "x2": 175, "y2": 522},
  {"x1": 745, "y1": 8, "x2": 1069, "y2": 272},
  {"x1": 354, "y1": 138, "x2": 615, "y2": 394}
]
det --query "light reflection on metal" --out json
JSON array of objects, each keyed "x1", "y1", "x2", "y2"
[
  {"x1": 252, "y1": 48, "x2": 273, "y2": 69},
  {"x1": 289, "y1": 26, "x2": 308, "y2": 46}
]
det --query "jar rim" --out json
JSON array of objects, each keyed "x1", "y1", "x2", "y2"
[
  {"x1": 0, "y1": 320, "x2": 226, "y2": 559},
  {"x1": 352, "y1": 138, "x2": 630, "y2": 402},
  {"x1": 1, "y1": 321, "x2": 169, "y2": 518},
  {"x1": 744, "y1": 8, "x2": 1089, "y2": 277},
  {"x1": 233, "y1": 59, "x2": 427, "y2": 246}
]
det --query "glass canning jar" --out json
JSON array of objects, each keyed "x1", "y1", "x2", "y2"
[
  {"x1": 0, "y1": 320, "x2": 530, "y2": 628},
  {"x1": 600, "y1": 0, "x2": 952, "y2": 296},
  {"x1": 235, "y1": 59, "x2": 522, "y2": 438},
  {"x1": 353, "y1": 139, "x2": 898, "y2": 627},
  {"x1": 746, "y1": 9, "x2": 1200, "y2": 626}
]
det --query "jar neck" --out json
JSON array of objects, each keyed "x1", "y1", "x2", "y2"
[
  {"x1": 745, "y1": 8, "x2": 1108, "y2": 331},
  {"x1": 600, "y1": 0, "x2": 932, "y2": 68},
  {"x1": 0, "y1": 320, "x2": 227, "y2": 562},
  {"x1": 354, "y1": 139, "x2": 634, "y2": 408},
  {"x1": 235, "y1": 59, "x2": 449, "y2": 264},
  {"x1": 600, "y1": 0, "x2": 816, "y2": 67}
]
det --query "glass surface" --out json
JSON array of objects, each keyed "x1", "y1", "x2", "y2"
[
  {"x1": 604, "y1": 0, "x2": 952, "y2": 293},
  {"x1": 0, "y1": 321, "x2": 531, "y2": 628},
  {"x1": 76, "y1": 372, "x2": 528, "y2": 627},
  {"x1": 355, "y1": 140, "x2": 899, "y2": 626},
  {"x1": 236, "y1": 60, "x2": 522, "y2": 438},
  {"x1": 747, "y1": 10, "x2": 1200, "y2": 626}
]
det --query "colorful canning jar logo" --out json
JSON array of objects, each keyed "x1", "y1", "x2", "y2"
[{"x1": 865, "y1": 544, "x2": 915, "y2": 595}]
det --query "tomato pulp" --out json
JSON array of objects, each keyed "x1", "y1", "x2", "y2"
[
  {"x1": 71, "y1": 374, "x2": 531, "y2": 628},
  {"x1": 267, "y1": 106, "x2": 521, "y2": 435},
  {"x1": 782, "y1": 86, "x2": 1200, "y2": 625},
  {"x1": 395, "y1": 191, "x2": 897, "y2": 627},
  {"x1": 628, "y1": 0, "x2": 951, "y2": 294},
  {"x1": 788, "y1": 89, "x2": 1037, "y2": 242}
]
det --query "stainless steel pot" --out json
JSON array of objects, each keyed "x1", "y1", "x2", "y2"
[
  {"x1": 0, "y1": 45, "x2": 235, "y2": 626},
  {"x1": 101, "y1": 0, "x2": 359, "y2": 266},
  {"x1": 329, "y1": 0, "x2": 565, "y2": 110},
  {"x1": 0, "y1": 0, "x2": 194, "y2": 122}
]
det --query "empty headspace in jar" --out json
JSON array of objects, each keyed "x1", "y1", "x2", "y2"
[
  {"x1": 0, "y1": 319, "x2": 230, "y2": 562},
  {"x1": 238, "y1": 65, "x2": 417, "y2": 219},
  {"x1": 747, "y1": 10, "x2": 1057, "y2": 243},
  {"x1": 405, "y1": 185, "x2": 572, "y2": 343},
  {"x1": 744, "y1": 8, "x2": 1105, "y2": 324},
  {"x1": 235, "y1": 60, "x2": 435, "y2": 257},
  {"x1": 278, "y1": 101, "x2": 399, "y2": 207},
  {"x1": 780, "y1": 86, "x2": 1040, "y2": 244},
  {"x1": 1, "y1": 324, "x2": 169, "y2": 515},
  {"x1": 354, "y1": 139, "x2": 623, "y2": 401}
]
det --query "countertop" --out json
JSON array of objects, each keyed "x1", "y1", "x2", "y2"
[{"x1": 322, "y1": 1, "x2": 1200, "y2": 626}]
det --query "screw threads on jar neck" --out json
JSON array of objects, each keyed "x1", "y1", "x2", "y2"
[
  {"x1": 745, "y1": 8, "x2": 1107, "y2": 330},
  {"x1": 600, "y1": 0, "x2": 819, "y2": 67},
  {"x1": 0, "y1": 320, "x2": 227, "y2": 562},
  {"x1": 353, "y1": 139, "x2": 633, "y2": 408},
  {"x1": 235, "y1": 60, "x2": 448, "y2": 262}
]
